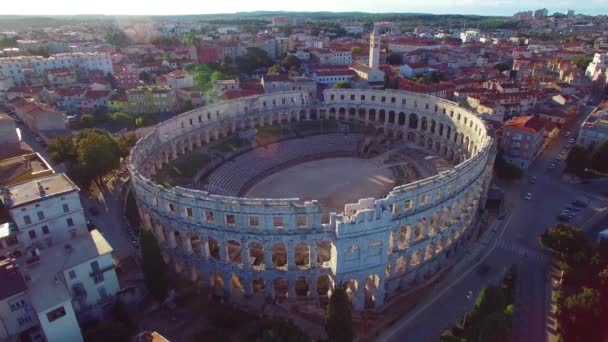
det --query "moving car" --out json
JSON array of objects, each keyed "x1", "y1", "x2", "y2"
[
  {"x1": 525, "y1": 193, "x2": 532, "y2": 200},
  {"x1": 530, "y1": 176, "x2": 537, "y2": 184}
]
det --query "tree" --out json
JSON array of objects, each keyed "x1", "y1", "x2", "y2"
[
  {"x1": 117, "y1": 133, "x2": 138, "y2": 158},
  {"x1": 493, "y1": 153, "x2": 522, "y2": 180},
  {"x1": 181, "y1": 32, "x2": 200, "y2": 46},
  {"x1": 565, "y1": 145, "x2": 591, "y2": 178},
  {"x1": 333, "y1": 81, "x2": 352, "y2": 89},
  {"x1": 267, "y1": 64, "x2": 282, "y2": 74},
  {"x1": 325, "y1": 283, "x2": 353, "y2": 342},
  {"x1": 80, "y1": 114, "x2": 96, "y2": 128},
  {"x1": 140, "y1": 230, "x2": 169, "y2": 302},
  {"x1": 472, "y1": 286, "x2": 507, "y2": 323},
  {"x1": 351, "y1": 46, "x2": 362, "y2": 54},
  {"x1": 475, "y1": 311, "x2": 511, "y2": 342},
  {"x1": 110, "y1": 111, "x2": 135, "y2": 129},
  {"x1": 48, "y1": 136, "x2": 77, "y2": 165},
  {"x1": 387, "y1": 52, "x2": 403, "y2": 65},
  {"x1": 590, "y1": 140, "x2": 608, "y2": 173},
  {"x1": 77, "y1": 130, "x2": 121, "y2": 185},
  {"x1": 182, "y1": 99, "x2": 194, "y2": 112},
  {"x1": 105, "y1": 30, "x2": 129, "y2": 48},
  {"x1": 235, "y1": 47, "x2": 273, "y2": 74},
  {"x1": 571, "y1": 55, "x2": 593, "y2": 70},
  {"x1": 282, "y1": 55, "x2": 301, "y2": 71},
  {"x1": 540, "y1": 224, "x2": 588, "y2": 261},
  {"x1": 558, "y1": 287, "x2": 605, "y2": 342}
]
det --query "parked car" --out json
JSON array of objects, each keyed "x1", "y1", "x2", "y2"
[
  {"x1": 88, "y1": 206, "x2": 100, "y2": 216},
  {"x1": 530, "y1": 176, "x2": 537, "y2": 184},
  {"x1": 525, "y1": 193, "x2": 532, "y2": 200}
]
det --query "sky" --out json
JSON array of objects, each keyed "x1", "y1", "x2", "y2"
[{"x1": 1, "y1": 0, "x2": 607, "y2": 16}]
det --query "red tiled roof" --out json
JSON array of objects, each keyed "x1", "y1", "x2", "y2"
[
  {"x1": 84, "y1": 90, "x2": 111, "y2": 99},
  {"x1": 223, "y1": 89, "x2": 259, "y2": 100},
  {"x1": 505, "y1": 115, "x2": 544, "y2": 133}
]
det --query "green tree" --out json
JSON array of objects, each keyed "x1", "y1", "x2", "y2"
[
  {"x1": 494, "y1": 62, "x2": 511, "y2": 72},
  {"x1": 558, "y1": 287, "x2": 605, "y2": 342},
  {"x1": 493, "y1": 153, "x2": 522, "y2": 180},
  {"x1": 135, "y1": 116, "x2": 145, "y2": 127},
  {"x1": 235, "y1": 47, "x2": 274, "y2": 74},
  {"x1": 181, "y1": 32, "x2": 200, "y2": 46},
  {"x1": 117, "y1": 133, "x2": 138, "y2": 158},
  {"x1": 472, "y1": 286, "x2": 507, "y2": 323},
  {"x1": 140, "y1": 230, "x2": 169, "y2": 302},
  {"x1": 325, "y1": 283, "x2": 353, "y2": 342},
  {"x1": 475, "y1": 311, "x2": 511, "y2": 342},
  {"x1": 110, "y1": 111, "x2": 135, "y2": 129},
  {"x1": 571, "y1": 55, "x2": 593, "y2": 70},
  {"x1": 48, "y1": 136, "x2": 77, "y2": 164},
  {"x1": 590, "y1": 140, "x2": 608, "y2": 173},
  {"x1": 77, "y1": 130, "x2": 121, "y2": 186},
  {"x1": 351, "y1": 46, "x2": 362, "y2": 54},
  {"x1": 540, "y1": 224, "x2": 588, "y2": 261},
  {"x1": 282, "y1": 55, "x2": 301, "y2": 71},
  {"x1": 182, "y1": 99, "x2": 194, "y2": 112},
  {"x1": 333, "y1": 81, "x2": 352, "y2": 89},
  {"x1": 565, "y1": 145, "x2": 591, "y2": 178},
  {"x1": 105, "y1": 30, "x2": 129, "y2": 48},
  {"x1": 80, "y1": 114, "x2": 96, "y2": 128}
]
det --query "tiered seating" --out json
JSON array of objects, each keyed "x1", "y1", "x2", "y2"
[{"x1": 205, "y1": 134, "x2": 363, "y2": 196}]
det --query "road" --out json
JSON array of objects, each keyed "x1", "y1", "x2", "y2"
[{"x1": 381, "y1": 107, "x2": 608, "y2": 342}]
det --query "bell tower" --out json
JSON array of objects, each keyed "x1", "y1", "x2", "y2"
[{"x1": 369, "y1": 25, "x2": 380, "y2": 69}]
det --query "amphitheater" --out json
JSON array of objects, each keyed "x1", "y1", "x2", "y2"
[{"x1": 129, "y1": 89, "x2": 496, "y2": 311}]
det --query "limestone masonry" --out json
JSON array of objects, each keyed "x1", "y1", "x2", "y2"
[{"x1": 128, "y1": 89, "x2": 496, "y2": 311}]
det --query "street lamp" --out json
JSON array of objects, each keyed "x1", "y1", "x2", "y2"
[{"x1": 462, "y1": 290, "x2": 473, "y2": 327}]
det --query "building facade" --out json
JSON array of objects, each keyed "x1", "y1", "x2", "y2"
[
  {"x1": 501, "y1": 115, "x2": 545, "y2": 168},
  {"x1": 126, "y1": 85, "x2": 175, "y2": 115}
]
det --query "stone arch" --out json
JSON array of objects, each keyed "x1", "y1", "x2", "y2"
[
  {"x1": 425, "y1": 243, "x2": 436, "y2": 260},
  {"x1": 395, "y1": 255, "x2": 408, "y2": 273},
  {"x1": 414, "y1": 221, "x2": 424, "y2": 240},
  {"x1": 364, "y1": 274, "x2": 380, "y2": 309},
  {"x1": 338, "y1": 107, "x2": 346, "y2": 119},
  {"x1": 421, "y1": 117, "x2": 428, "y2": 131},
  {"x1": 211, "y1": 271, "x2": 225, "y2": 292},
  {"x1": 407, "y1": 131, "x2": 415, "y2": 142},
  {"x1": 398, "y1": 224, "x2": 411, "y2": 249},
  {"x1": 379, "y1": 109, "x2": 386, "y2": 123},
  {"x1": 208, "y1": 237, "x2": 220, "y2": 260},
  {"x1": 348, "y1": 107, "x2": 356, "y2": 118},
  {"x1": 426, "y1": 137, "x2": 433, "y2": 150},
  {"x1": 317, "y1": 241, "x2": 333, "y2": 266},
  {"x1": 230, "y1": 273, "x2": 245, "y2": 298},
  {"x1": 249, "y1": 242, "x2": 264, "y2": 270},
  {"x1": 358, "y1": 108, "x2": 366, "y2": 120},
  {"x1": 295, "y1": 243, "x2": 311, "y2": 269},
  {"x1": 344, "y1": 279, "x2": 359, "y2": 303},
  {"x1": 434, "y1": 141, "x2": 441, "y2": 153},
  {"x1": 430, "y1": 120, "x2": 436, "y2": 134},
  {"x1": 409, "y1": 113, "x2": 418, "y2": 129},
  {"x1": 317, "y1": 274, "x2": 334, "y2": 300},
  {"x1": 388, "y1": 111, "x2": 396, "y2": 124},
  {"x1": 274, "y1": 278, "x2": 289, "y2": 302},
  {"x1": 226, "y1": 240, "x2": 242, "y2": 266},
  {"x1": 439, "y1": 123, "x2": 444, "y2": 136},
  {"x1": 272, "y1": 243, "x2": 288, "y2": 270},
  {"x1": 252, "y1": 277, "x2": 265, "y2": 296},
  {"x1": 189, "y1": 234, "x2": 202, "y2": 257},
  {"x1": 295, "y1": 276, "x2": 309, "y2": 297},
  {"x1": 190, "y1": 266, "x2": 202, "y2": 283},
  {"x1": 410, "y1": 249, "x2": 423, "y2": 267},
  {"x1": 437, "y1": 237, "x2": 448, "y2": 254},
  {"x1": 398, "y1": 112, "x2": 406, "y2": 126},
  {"x1": 369, "y1": 109, "x2": 376, "y2": 122}
]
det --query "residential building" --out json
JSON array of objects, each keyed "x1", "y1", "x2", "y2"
[
  {"x1": 501, "y1": 115, "x2": 545, "y2": 168},
  {"x1": 309, "y1": 66, "x2": 357, "y2": 87},
  {"x1": 261, "y1": 75, "x2": 317, "y2": 98},
  {"x1": 585, "y1": 52, "x2": 608, "y2": 79},
  {"x1": 158, "y1": 70, "x2": 194, "y2": 89},
  {"x1": 577, "y1": 102, "x2": 608, "y2": 149},
  {"x1": 310, "y1": 49, "x2": 352, "y2": 65},
  {"x1": 126, "y1": 85, "x2": 175, "y2": 115},
  {"x1": 116, "y1": 66, "x2": 140, "y2": 90},
  {"x1": 9, "y1": 97, "x2": 67, "y2": 135}
]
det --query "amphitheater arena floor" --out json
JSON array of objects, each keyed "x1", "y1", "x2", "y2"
[{"x1": 245, "y1": 157, "x2": 395, "y2": 218}]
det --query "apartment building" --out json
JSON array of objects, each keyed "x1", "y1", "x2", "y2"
[
  {"x1": 501, "y1": 115, "x2": 545, "y2": 168},
  {"x1": 126, "y1": 85, "x2": 175, "y2": 115}
]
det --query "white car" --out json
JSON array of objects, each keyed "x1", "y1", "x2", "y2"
[{"x1": 525, "y1": 193, "x2": 532, "y2": 200}]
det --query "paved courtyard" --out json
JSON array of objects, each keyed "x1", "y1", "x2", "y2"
[{"x1": 245, "y1": 157, "x2": 395, "y2": 217}]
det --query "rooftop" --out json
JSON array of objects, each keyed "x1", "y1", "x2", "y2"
[
  {"x1": 505, "y1": 115, "x2": 545, "y2": 133},
  {"x1": 4, "y1": 173, "x2": 78, "y2": 209},
  {"x1": 17, "y1": 229, "x2": 112, "y2": 312},
  {"x1": 0, "y1": 258, "x2": 27, "y2": 301}
]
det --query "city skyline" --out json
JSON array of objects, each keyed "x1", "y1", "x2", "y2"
[{"x1": 0, "y1": 0, "x2": 606, "y2": 16}]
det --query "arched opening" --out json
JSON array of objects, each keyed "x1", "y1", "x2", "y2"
[
  {"x1": 348, "y1": 107, "x2": 356, "y2": 119},
  {"x1": 338, "y1": 107, "x2": 346, "y2": 120},
  {"x1": 172, "y1": 230, "x2": 182, "y2": 249},
  {"x1": 344, "y1": 279, "x2": 359, "y2": 303},
  {"x1": 272, "y1": 243, "x2": 288, "y2": 270},
  {"x1": 379, "y1": 109, "x2": 386, "y2": 123},
  {"x1": 208, "y1": 237, "x2": 220, "y2": 260},
  {"x1": 414, "y1": 221, "x2": 424, "y2": 241},
  {"x1": 273, "y1": 278, "x2": 289, "y2": 302},
  {"x1": 437, "y1": 237, "x2": 448, "y2": 254},
  {"x1": 295, "y1": 277, "x2": 309, "y2": 297},
  {"x1": 388, "y1": 111, "x2": 396, "y2": 124},
  {"x1": 189, "y1": 234, "x2": 201, "y2": 257},
  {"x1": 398, "y1": 224, "x2": 411, "y2": 249},
  {"x1": 317, "y1": 241, "x2": 332, "y2": 267},
  {"x1": 359, "y1": 108, "x2": 366, "y2": 120},
  {"x1": 425, "y1": 243, "x2": 436, "y2": 260},
  {"x1": 317, "y1": 275, "x2": 334, "y2": 306},
  {"x1": 398, "y1": 112, "x2": 406, "y2": 126},
  {"x1": 439, "y1": 123, "x2": 444, "y2": 136},
  {"x1": 249, "y1": 242, "x2": 264, "y2": 270},
  {"x1": 395, "y1": 256, "x2": 408, "y2": 273},
  {"x1": 295, "y1": 243, "x2": 311, "y2": 269},
  {"x1": 230, "y1": 274, "x2": 245, "y2": 298},
  {"x1": 364, "y1": 274, "x2": 380, "y2": 309},
  {"x1": 226, "y1": 240, "x2": 242, "y2": 266},
  {"x1": 410, "y1": 249, "x2": 423, "y2": 267},
  {"x1": 369, "y1": 109, "x2": 376, "y2": 122},
  {"x1": 407, "y1": 132, "x2": 415, "y2": 142},
  {"x1": 420, "y1": 117, "x2": 428, "y2": 131},
  {"x1": 409, "y1": 113, "x2": 418, "y2": 129},
  {"x1": 252, "y1": 277, "x2": 265, "y2": 296},
  {"x1": 211, "y1": 271, "x2": 224, "y2": 292}
]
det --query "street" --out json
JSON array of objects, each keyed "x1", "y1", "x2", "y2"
[{"x1": 381, "y1": 107, "x2": 608, "y2": 342}]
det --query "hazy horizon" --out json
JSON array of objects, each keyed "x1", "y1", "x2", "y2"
[{"x1": 0, "y1": 0, "x2": 607, "y2": 17}]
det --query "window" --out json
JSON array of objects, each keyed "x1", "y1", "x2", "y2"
[
  {"x1": 186, "y1": 208, "x2": 193, "y2": 217},
  {"x1": 42, "y1": 226, "x2": 49, "y2": 235},
  {"x1": 361, "y1": 95, "x2": 366, "y2": 101},
  {"x1": 66, "y1": 218, "x2": 74, "y2": 227},
  {"x1": 23, "y1": 215, "x2": 31, "y2": 225},
  {"x1": 37, "y1": 211, "x2": 44, "y2": 220},
  {"x1": 297, "y1": 215, "x2": 308, "y2": 228},
  {"x1": 168, "y1": 203, "x2": 175, "y2": 212},
  {"x1": 225, "y1": 214, "x2": 235, "y2": 226},
  {"x1": 9, "y1": 299, "x2": 25, "y2": 311},
  {"x1": 273, "y1": 216, "x2": 284, "y2": 228},
  {"x1": 68, "y1": 270, "x2": 76, "y2": 279},
  {"x1": 381, "y1": 96, "x2": 386, "y2": 103},
  {"x1": 98, "y1": 286, "x2": 108, "y2": 300},
  {"x1": 28, "y1": 230, "x2": 36, "y2": 239},
  {"x1": 205, "y1": 211, "x2": 214, "y2": 222},
  {"x1": 404, "y1": 200, "x2": 413, "y2": 210},
  {"x1": 46, "y1": 306, "x2": 66, "y2": 322},
  {"x1": 17, "y1": 315, "x2": 32, "y2": 327},
  {"x1": 62, "y1": 204, "x2": 69, "y2": 213},
  {"x1": 249, "y1": 216, "x2": 259, "y2": 227}
]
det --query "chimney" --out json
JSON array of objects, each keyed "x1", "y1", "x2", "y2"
[{"x1": 37, "y1": 181, "x2": 46, "y2": 197}]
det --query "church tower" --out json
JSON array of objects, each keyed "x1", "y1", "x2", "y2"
[{"x1": 369, "y1": 25, "x2": 380, "y2": 69}]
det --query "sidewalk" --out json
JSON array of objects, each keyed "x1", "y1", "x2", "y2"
[{"x1": 374, "y1": 213, "x2": 509, "y2": 341}]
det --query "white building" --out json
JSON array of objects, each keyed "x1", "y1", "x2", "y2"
[
  {"x1": 460, "y1": 30, "x2": 480, "y2": 43},
  {"x1": 577, "y1": 104, "x2": 608, "y2": 149},
  {"x1": 585, "y1": 52, "x2": 608, "y2": 79},
  {"x1": 0, "y1": 53, "x2": 113, "y2": 85}
]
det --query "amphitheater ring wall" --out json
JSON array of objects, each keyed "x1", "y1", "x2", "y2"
[{"x1": 128, "y1": 89, "x2": 496, "y2": 311}]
